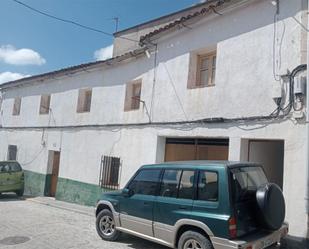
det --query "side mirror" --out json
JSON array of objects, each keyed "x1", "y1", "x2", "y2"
[{"x1": 122, "y1": 188, "x2": 134, "y2": 197}]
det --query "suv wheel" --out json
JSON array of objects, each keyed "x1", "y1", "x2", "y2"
[
  {"x1": 178, "y1": 231, "x2": 213, "y2": 249},
  {"x1": 16, "y1": 189, "x2": 24, "y2": 197},
  {"x1": 96, "y1": 209, "x2": 120, "y2": 241}
]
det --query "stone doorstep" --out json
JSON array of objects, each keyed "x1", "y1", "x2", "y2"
[{"x1": 25, "y1": 196, "x2": 95, "y2": 217}]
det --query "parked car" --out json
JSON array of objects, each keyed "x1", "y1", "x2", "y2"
[
  {"x1": 95, "y1": 161, "x2": 288, "y2": 249},
  {"x1": 0, "y1": 161, "x2": 24, "y2": 197}
]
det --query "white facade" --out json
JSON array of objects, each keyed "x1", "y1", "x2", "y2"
[{"x1": 0, "y1": 0, "x2": 308, "y2": 238}]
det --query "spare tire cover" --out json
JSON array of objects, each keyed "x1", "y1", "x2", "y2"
[{"x1": 256, "y1": 183, "x2": 285, "y2": 230}]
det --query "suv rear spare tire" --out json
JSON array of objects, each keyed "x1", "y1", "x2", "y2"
[{"x1": 256, "y1": 183, "x2": 285, "y2": 230}]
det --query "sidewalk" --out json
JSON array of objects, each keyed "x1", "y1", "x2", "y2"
[{"x1": 25, "y1": 196, "x2": 95, "y2": 217}]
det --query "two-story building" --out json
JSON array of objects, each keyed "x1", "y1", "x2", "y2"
[{"x1": 0, "y1": 0, "x2": 308, "y2": 240}]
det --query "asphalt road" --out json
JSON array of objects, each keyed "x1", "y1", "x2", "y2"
[
  {"x1": 0, "y1": 194, "x2": 293, "y2": 249},
  {"x1": 0, "y1": 194, "x2": 167, "y2": 249}
]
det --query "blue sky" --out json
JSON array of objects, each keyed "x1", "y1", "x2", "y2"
[{"x1": 0, "y1": 0, "x2": 200, "y2": 83}]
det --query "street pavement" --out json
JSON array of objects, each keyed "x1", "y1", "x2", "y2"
[
  {"x1": 0, "y1": 194, "x2": 167, "y2": 249},
  {"x1": 0, "y1": 194, "x2": 294, "y2": 249}
]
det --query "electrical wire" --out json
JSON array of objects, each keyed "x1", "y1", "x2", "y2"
[{"x1": 11, "y1": 0, "x2": 139, "y2": 43}]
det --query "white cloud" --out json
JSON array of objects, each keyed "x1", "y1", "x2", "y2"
[
  {"x1": 0, "y1": 45, "x2": 46, "y2": 66},
  {"x1": 94, "y1": 45, "x2": 113, "y2": 61},
  {"x1": 0, "y1": 72, "x2": 31, "y2": 84}
]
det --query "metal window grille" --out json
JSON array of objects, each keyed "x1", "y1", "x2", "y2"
[{"x1": 99, "y1": 156, "x2": 121, "y2": 190}]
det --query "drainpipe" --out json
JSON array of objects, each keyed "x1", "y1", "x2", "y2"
[{"x1": 307, "y1": 0, "x2": 309, "y2": 214}]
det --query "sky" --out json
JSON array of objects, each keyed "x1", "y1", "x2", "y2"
[{"x1": 0, "y1": 0, "x2": 201, "y2": 84}]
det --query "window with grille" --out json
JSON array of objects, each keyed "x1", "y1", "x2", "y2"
[
  {"x1": 12, "y1": 97, "x2": 21, "y2": 116},
  {"x1": 7, "y1": 145, "x2": 17, "y2": 160},
  {"x1": 40, "y1": 94, "x2": 51, "y2": 114},
  {"x1": 77, "y1": 88, "x2": 92, "y2": 113},
  {"x1": 124, "y1": 79, "x2": 142, "y2": 111},
  {"x1": 99, "y1": 156, "x2": 121, "y2": 190}
]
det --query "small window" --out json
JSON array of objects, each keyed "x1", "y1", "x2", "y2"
[
  {"x1": 40, "y1": 94, "x2": 51, "y2": 114},
  {"x1": 160, "y1": 170, "x2": 182, "y2": 198},
  {"x1": 77, "y1": 88, "x2": 92, "y2": 113},
  {"x1": 197, "y1": 171, "x2": 218, "y2": 202},
  {"x1": 197, "y1": 52, "x2": 216, "y2": 87},
  {"x1": 7, "y1": 145, "x2": 17, "y2": 161},
  {"x1": 128, "y1": 169, "x2": 161, "y2": 196},
  {"x1": 99, "y1": 156, "x2": 121, "y2": 190},
  {"x1": 124, "y1": 79, "x2": 142, "y2": 111},
  {"x1": 178, "y1": 170, "x2": 195, "y2": 200},
  {"x1": 12, "y1": 97, "x2": 21, "y2": 116}
]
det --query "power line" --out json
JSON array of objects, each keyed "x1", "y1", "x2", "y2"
[{"x1": 11, "y1": 0, "x2": 138, "y2": 43}]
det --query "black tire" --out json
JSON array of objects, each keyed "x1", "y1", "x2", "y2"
[
  {"x1": 96, "y1": 209, "x2": 120, "y2": 241},
  {"x1": 178, "y1": 231, "x2": 213, "y2": 249},
  {"x1": 16, "y1": 188, "x2": 24, "y2": 197},
  {"x1": 256, "y1": 183, "x2": 285, "y2": 230}
]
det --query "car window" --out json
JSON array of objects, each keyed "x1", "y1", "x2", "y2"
[
  {"x1": 128, "y1": 169, "x2": 161, "y2": 196},
  {"x1": 160, "y1": 170, "x2": 181, "y2": 198},
  {"x1": 197, "y1": 171, "x2": 218, "y2": 202},
  {"x1": 178, "y1": 170, "x2": 195, "y2": 200},
  {"x1": 10, "y1": 163, "x2": 22, "y2": 172}
]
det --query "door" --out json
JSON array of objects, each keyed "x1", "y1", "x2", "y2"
[
  {"x1": 50, "y1": 151, "x2": 60, "y2": 197},
  {"x1": 0, "y1": 164, "x2": 11, "y2": 192},
  {"x1": 153, "y1": 169, "x2": 195, "y2": 242},
  {"x1": 119, "y1": 168, "x2": 161, "y2": 237}
]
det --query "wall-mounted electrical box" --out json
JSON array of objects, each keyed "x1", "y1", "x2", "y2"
[
  {"x1": 294, "y1": 76, "x2": 306, "y2": 95},
  {"x1": 272, "y1": 82, "x2": 283, "y2": 100}
]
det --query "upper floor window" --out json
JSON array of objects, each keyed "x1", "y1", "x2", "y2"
[
  {"x1": 77, "y1": 88, "x2": 92, "y2": 113},
  {"x1": 124, "y1": 79, "x2": 142, "y2": 111},
  {"x1": 188, "y1": 51, "x2": 217, "y2": 89},
  {"x1": 12, "y1": 97, "x2": 21, "y2": 116},
  {"x1": 39, "y1": 94, "x2": 51, "y2": 115}
]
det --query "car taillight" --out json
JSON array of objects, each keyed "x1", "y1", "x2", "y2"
[
  {"x1": 245, "y1": 246, "x2": 252, "y2": 249},
  {"x1": 21, "y1": 172, "x2": 24, "y2": 180},
  {"x1": 229, "y1": 217, "x2": 237, "y2": 239}
]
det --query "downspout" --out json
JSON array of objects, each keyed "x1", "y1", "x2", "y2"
[{"x1": 306, "y1": 0, "x2": 309, "y2": 215}]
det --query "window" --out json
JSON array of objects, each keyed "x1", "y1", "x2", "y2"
[
  {"x1": 99, "y1": 156, "x2": 121, "y2": 190},
  {"x1": 159, "y1": 170, "x2": 195, "y2": 200},
  {"x1": 77, "y1": 88, "x2": 92, "y2": 113},
  {"x1": 128, "y1": 169, "x2": 161, "y2": 196},
  {"x1": 0, "y1": 162, "x2": 21, "y2": 173},
  {"x1": 197, "y1": 52, "x2": 216, "y2": 87},
  {"x1": 160, "y1": 170, "x2": 181, "y2": 198},
  {"x1": 12, "y1": 97, "x2": 21, "y2": 116},
  {"x1": 124, "y1": 79, "x2": 142, "y2": 111},
  {"x1": 178, "y1": 170, "x2": 195, "y2": 199},
  {"x1": 197, "y1": 171, "x2": 218, "y2": 202},
  {"x1": 187, "y1": 51, "x2": 217, "y2": 89},
  {"x1": 7, "y1": 145, "x2": 17, "y2": 161},
  {"x1": 40, "y1": 94, "x2": 51, "y2": 114}
]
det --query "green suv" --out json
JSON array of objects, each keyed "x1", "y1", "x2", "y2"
[
  {"x1": 0, "y1": 161, "x2": 24, "y2": 197},
  {"x1": 95, "y1": 161, "x2": 288, "y2": 249}
]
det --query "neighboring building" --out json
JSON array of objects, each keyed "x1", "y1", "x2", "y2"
[{"x1": 0, "y1": 0, "x2": 308, "y2": 240}]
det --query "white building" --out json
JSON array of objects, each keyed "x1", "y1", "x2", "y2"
[{"x1": 0, "y1": 0, "x2": 308, "y2": 241}]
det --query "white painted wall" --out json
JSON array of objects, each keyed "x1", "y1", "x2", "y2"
[{"x1": 0, "y1": 0, "x2": 308, "y2": 238}]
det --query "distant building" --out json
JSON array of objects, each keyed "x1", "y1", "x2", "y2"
[{"x1": 0, "y1": 0, "x2": 308, "y2": 240}]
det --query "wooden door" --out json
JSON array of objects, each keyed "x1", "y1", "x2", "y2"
[{"x1": 50, "y1": 151, "x2": 60, "y2": 197}]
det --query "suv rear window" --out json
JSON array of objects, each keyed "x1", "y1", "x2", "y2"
[
  {"x1": 0, "y1": 162, "x2": 22, "y2": 173},
  {"x1": 230, "y1": 166, "x2": 268, "y2": 202}
]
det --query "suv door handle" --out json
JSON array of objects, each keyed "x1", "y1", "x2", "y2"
[
  {"x1": 179, "y1": 206, "x2": 188, "y2": 210},
  {"x1": 143, "y1": 202, "x2": 151, "y2": 206}
]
